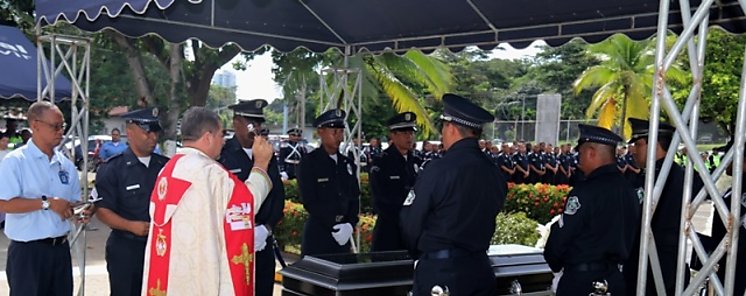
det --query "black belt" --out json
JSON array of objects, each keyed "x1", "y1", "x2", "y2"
[
  {"x1": 111, "y1": 230, "x2": 148, "y2": 242},
  {"x1": 421, "y1": 249, "x2": 479, "y2": 260},
  {"x1": 13, "y1": 235, "x2": 68, "y2": 246},
  {"x1": 565, "y1": 262, "x2": 621, "y2": 273}
]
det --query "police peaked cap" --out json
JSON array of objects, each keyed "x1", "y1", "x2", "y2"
[
  {"x1": 577, "y1": 124, "x2": 623, "y2": 147},
  {"x1": 628, "y1": 118, "x2": 675, "y2": 144},
  {"x1": 228, "y1": 99, "x2": 269, "y2": 122},
  {"x1": 314, "y1": 109, "x2": 346, "y2": 128},
  {"x1": 439, "y1": 94, "x2": 494, "y2": 129},
  {"x1": 121, "y1": 107, "x2": 162, "y2": 132},
  {"x1": 387, "y1": 112, "x2": 417, "y2": 131},
  {"x1": 287, "y1": 127, "x2": 302, "y2": 136}
]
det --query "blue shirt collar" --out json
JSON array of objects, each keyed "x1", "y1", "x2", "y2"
[{"x1": 26, "y1": 139, "x2": 64, "y2": 165}]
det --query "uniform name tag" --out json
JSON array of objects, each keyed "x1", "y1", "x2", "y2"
[
  {"x1": 229, "y1": 168, "x2": 242, "y2": 174},
  {"x1": 126, "y1": 184, "x2": 141, "y2": 191},
  {"x1": 389, "y1": 176, "x2": 401, "y2": 180},
  {"x1": 317, "y1": 178, "x2": 329, "y2": 183}
]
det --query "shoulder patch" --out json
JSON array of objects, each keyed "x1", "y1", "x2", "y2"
[
  {"x1": 403, "y1": 189, "x2": 416, "y2": 206},
  {"x1": 564, "y1": 196, "x2": 581, "y2": 215}
]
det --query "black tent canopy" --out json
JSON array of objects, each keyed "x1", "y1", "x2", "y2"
[{"x1": 36, "y1": 0, "x2": 746, "y2": 54}]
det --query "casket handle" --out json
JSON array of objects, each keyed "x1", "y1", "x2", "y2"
[{"x1": 510, "y1": 279, "x2": 522, "y2": 295}]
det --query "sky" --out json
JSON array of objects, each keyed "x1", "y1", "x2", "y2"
[{"x1": 222, "y1": 40, "x2": 547, "y2": 103}]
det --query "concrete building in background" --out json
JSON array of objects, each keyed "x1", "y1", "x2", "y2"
[{"x1": 212, "y1": 70, "x2": 237, "y2": 89}]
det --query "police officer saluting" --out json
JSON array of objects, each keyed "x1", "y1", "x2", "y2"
[
  {"x1": 218, "y1": 99, "x2": 285, "y2": 296},
  {"x1": 298, "y1": 109, "x2": 360, "y2": 256},
  {"x1": 94, "y1": 107, "x2": 168, "y2": 296},
  {"x1": 400, "y1": 94, "x2": 506, "y2": 296},
  {"x1": 543, "y1": 124, "x2": 639, "y2": 295},
  {"x1": 370, "y1": 112, "x2": 422, "y2": 251},
  {"x1": 279, "y1": 127, "x2": 306, "y2": 180}
]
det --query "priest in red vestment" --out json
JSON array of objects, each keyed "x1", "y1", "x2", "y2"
[{"x1": 141, "y1": 107, "x2": 274, "y2": 295}]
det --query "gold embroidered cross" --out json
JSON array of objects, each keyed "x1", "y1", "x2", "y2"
[
  {"x1": 148, "y1": 279, "x2": 166, "y2": 296},
  {"x1": 231, "y1": 243, "x2": 253, "y2": 285}
]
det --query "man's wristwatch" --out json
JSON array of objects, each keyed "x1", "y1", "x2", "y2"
[{"x1": 41, "y1": 195, "x2": 50, "y2": 210}]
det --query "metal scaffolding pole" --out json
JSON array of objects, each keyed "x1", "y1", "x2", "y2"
[
  {"x1": 37, "y1": 32, "x2": 91, "y2": 296},
  {"x1": 638, "y1": 0, "x2": 746, "y2": 295}
]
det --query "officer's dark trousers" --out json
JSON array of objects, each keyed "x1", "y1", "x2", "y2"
[
  {"x1": 412, "y1": 253, "x2": 495, "y2": 296},
  {"x1": 557, "y1": 267, "x2": 624, "y2": 296},
  {"x1": 255, "y1": 243, "x2": 277, "y2": 296},
  {"x1": 7, "y1": 239, "x2": 72, "y2": 296},
  {"x1": 105, "y1": 233, "x2": 146, "y2": 296},
  {"x1": 371, "y1": 217, "x2": 406, "y2": 252}
]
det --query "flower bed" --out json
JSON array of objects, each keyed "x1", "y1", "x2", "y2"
[
  {"x1": 276, "y1": 200, "x2": 544, "y2": 254},
  {"x1": 504, "y1": 183, "x2": 572, "y2": 224}
]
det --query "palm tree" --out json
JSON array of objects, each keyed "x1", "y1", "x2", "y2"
[
  {"x1": 274, "y1": 49, "x2": 453, "y2": 137},
  {"x1": 573, "y1": 34, "x2": 687, "y2": 138}
]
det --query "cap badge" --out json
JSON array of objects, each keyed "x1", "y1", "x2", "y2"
[
  {"x1": 255, "y1": 100, "x2": 263, "y2": 108},
  {"x1": 152, "y1": 108, "x2": 159, "y2": 117},
  {"x1": 405, "y1": 113, "x2": 412, "y2": 121}
]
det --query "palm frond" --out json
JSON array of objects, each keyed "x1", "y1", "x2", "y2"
[
  {"x1": 403, "y1": 50, "x2": 454, "y2": 97},
  {"x1": 597, "y1": 98, "x2": 618, "y2": 129},
  {"x1": 585, "y1": 83, "x2": 618, "y2": 118},
  {"x1": 573, "y1": 65, "x2": 617, "y2": 95},
  {"x1": 365, "y1": 62, "x2": 437, "y2": 136}
]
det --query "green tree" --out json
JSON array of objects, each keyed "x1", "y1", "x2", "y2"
[
  {"x1": 525, "y1": 40, "x2": 600, "y2": 120},
  {"x1": 697, "y1": 28, "x2": 746, "y2": 136},
  {"x1": 272, "y1": 49, "x2": 453, "y2": 137},
  {"x1": 573, "y1": 34, "x2": 686, "y2": 138}
]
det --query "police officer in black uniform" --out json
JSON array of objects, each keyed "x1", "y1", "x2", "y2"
[
  {"x1": 400, "y1": 94, "x2": 506, "y2": 296},
  {"x1": 298, "y1": 109, "x2": 360, "y2": 256},
  {"x1": 543, "y1": 124, "x2": 639, "y2": 295},
  {"x1": 279, "y1": 127, "x2": 306, "y2": 180},
  {"x1": 496, "y1": 143, "x2": 515, "y2": 181},
  {"x1": 556, "y1": 144, "x2": 572, "y2": 185},
  {"x1": 528, "y1": 144, "x2": 545, "y2": 183},
  {"x1": 94, "y1": 107, "x2": 169, "y2": 296},
  {"x1": 218, "y1": 99, "x2": 285, "y2": 296},
  {"x1": 512, "y1": 142, "x2": 530, "y2": 184},
  {"x1": 624, "y1": 118, "x2": 703, "y2": 296},
  {"x1": 369, "y1": 112, "x2": 422, "y2": 251},
  {"x1": 543, "y1": 144, "x2": 558, "y2": 184}
]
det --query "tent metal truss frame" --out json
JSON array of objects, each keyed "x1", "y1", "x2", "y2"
[
  {"x1": 33, "y1": 0, "x2": 746, "y2": 293},
  {"x1": 318, "y1": 49, "x2": 365, "y2": 251},
  {"x1": 638, "y1": 0, "x2": 746, "y2": 295},
  {"x1": 36, "y1": 32, "x2": 92, "y2": 296}
]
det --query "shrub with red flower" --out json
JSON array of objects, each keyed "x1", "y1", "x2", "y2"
[{"x1": 504, "y1": 183, "x2": 572, "y2": 224}]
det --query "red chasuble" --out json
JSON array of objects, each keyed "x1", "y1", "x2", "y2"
[{"x1": 145, "y1": 154, "x2": 256, "y2": 295}]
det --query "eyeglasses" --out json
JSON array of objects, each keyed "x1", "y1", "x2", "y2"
[{"x1": 36, "y1": 120, "x2": 66, "y2": 131}]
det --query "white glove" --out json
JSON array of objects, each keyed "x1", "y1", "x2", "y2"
[
  {"x1": 254, "y1": 225, "x2": 269, "y2": 252},
  {"x1": 331, "y1": 223, "x2": 353, "y2": 246},
  {"x1": 551, "y1": 270, "x2": 563, "y2": 293},
  {"x1": 280, "y1": 171, "x2": 289, "y2": 181}
]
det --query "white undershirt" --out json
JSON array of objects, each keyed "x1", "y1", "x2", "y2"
[
  {"x1": 137, "y1": 156, "x2": 151, "y2": 167},
  {"x1": 329, "y1": 154, "x2": 338, "y2": 163},
  {"x1": 243, "y1": 148, "x2": 253, "y2": 160}
]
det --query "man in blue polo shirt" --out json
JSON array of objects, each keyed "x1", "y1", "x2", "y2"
[
  {"x1": 99, "y1": 127, "x2": 128, "y2": 161},
  {"x1": 0, "y1": 101, "x2": 83, "y2": 296}
]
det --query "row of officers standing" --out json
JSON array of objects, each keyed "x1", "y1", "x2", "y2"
[{"x1": 3, "y1": 97, "x2": 745, "y2": 296}]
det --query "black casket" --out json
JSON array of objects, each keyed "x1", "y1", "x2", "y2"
[{"x1": 280, "y1": 244, "x2": 553, "y2": 296}]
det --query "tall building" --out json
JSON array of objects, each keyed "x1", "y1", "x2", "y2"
[{"x1": 212, "y1": 70, "x2": 237, "y2": 88}]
